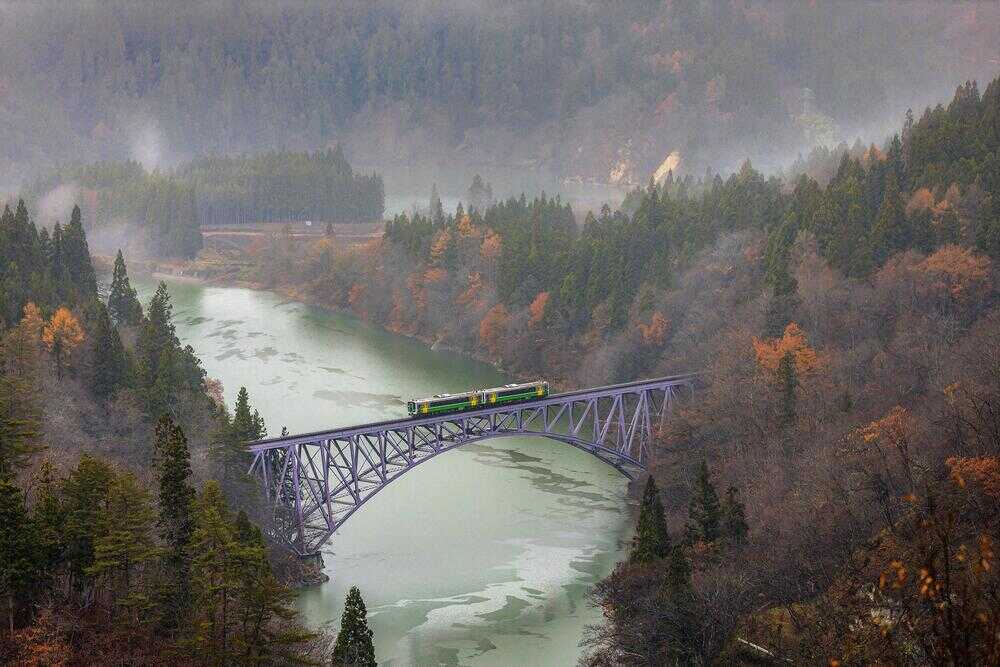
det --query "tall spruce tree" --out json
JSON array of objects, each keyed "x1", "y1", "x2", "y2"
[
  {"x1": 685, "y1": 461, "x2": 721, "y2": 544},
  {"x1": 155, "y1": 415, "x2": 196, "y2": 631},
  {"x1": 630, "y1": 476, "x2": 671, "y2": 564},
  {"x1": 332, "y1": 586, "x2": 377, "y2": 667},
  {"x1": 61, "y1": 205, "x2": 98, "y2": 303},
  {"x1": 108, "y1": 250, "x2": 143, "y2": 326},
  {"x1": 90, "y1": 302, "x2": 130, "y2": 399}
]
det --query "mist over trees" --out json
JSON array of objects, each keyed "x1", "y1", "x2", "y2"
[{"x1": 1, "y1": 1, "x2": 997, "y2": 192}]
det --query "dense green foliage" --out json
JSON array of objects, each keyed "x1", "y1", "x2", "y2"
[
  {"x1": 629, "y1": 476, "x2": 671, "y2": 564},
  {"x1": 2, "y1": 2, "x2": 996, "y2": 187},
  {"x1": 332, "y1": 586, "x2": 377, "y2": 667}
]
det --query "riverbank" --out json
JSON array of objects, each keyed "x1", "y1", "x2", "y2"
[{"x1": 114, "y1": 249, "x2": 522, "y2": 378}]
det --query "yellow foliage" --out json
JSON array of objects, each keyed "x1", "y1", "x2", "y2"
[
  {"x1": 752, "y1": 323, "x2": 821, "y2": 377},
  {"x1": 947, "y1": 457, "x2": 1000, "y2": 498},
  {"x1": 856, "y1": 406, "x2": 912, "y2": 449},
  {"x1": 456, "y1": 214, "x2": 475, "y2": 237},
  {"x1": 42, "y1": 307, "x2": 85, "y2": 355}
]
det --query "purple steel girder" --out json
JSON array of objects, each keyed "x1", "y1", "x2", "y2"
[{"x1": 246, "y1": 374, "x2": 696, "y2": 556}]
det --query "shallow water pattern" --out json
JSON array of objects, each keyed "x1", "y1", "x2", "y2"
[{"x1": 136, "y1": 277, "x2": 632, "y2": 666}]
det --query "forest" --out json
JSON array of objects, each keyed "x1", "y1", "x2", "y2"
[
  {"x1": 0, "y1": 203, "x2": 385, "y2": 662},
  {"x1": 18, "y1": 146, "x2": 384, "y2": 258},
  {"x1": 1, "y1": 1, "x2": 997, "y2": 191},
  {"x1": 233, "y1": 76, "x2": 1000, "y2": 663}
]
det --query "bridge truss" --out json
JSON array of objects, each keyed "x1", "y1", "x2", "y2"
[{"x1": 247, "y1": 375, "x2": 695, "y2": 556}]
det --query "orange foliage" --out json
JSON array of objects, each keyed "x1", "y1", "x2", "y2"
[
  {"x1": 480, "y1": 229, "x2": 502, "y2": 261},
  {"x1": 42, "y1": 307, "x2": 84, "y2": 355},
  {"x1": 478, "y1": 304, "x2": 510, "y2": 357},
  {"x1": 752, "y1": 323, "x2": 822, "y2": 377},
  {"x1": 856, "y1": 406, "x2": 913, "y2": 450},
  {"x1": 637, "y1": 312, "x2": 669, "y2": 346},
  {"x1": 406, "y1": 272, "x2": 427, "y2": 315},
  {"x1": 430, "y1": 228, "x2": 452, "y2": 264},
  {"x1": 528, "y1": 291, "x2": 550, "y2": 327},
  {"x1": 947, "y1": 457, "x2": 1000, "y2": 498},
  {"x1": 456, "y1": 214, "x2": 475, "y2": 237},
  {"x1": 919, "y1": 245, "x2": 991, "y2": 301},
  {"x1": 905, "y1": 187, "x2": 936, "y2": 217}
]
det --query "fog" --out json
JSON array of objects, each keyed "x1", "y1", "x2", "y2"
[{"x1": 1, "y1": 0, "x2": 998, "y2": 212}]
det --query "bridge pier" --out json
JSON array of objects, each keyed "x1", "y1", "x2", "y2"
[{"x1": 297, "y1": 552, "x2": 329, "y2": 586}]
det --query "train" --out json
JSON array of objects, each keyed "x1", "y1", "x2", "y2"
[{"x1": 407, "y1": 380, "x2": 549, "y2": 417}]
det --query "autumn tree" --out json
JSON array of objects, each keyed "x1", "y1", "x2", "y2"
[
  {"x1": 332, "y1": 586, "x2": 376, "y2": 667},
  {"x1": 42, "y1": 307, "x2": 85, "y2": 377},
  {"x1": 478, "y1": 303, "x2": 510, "y2": 358}
]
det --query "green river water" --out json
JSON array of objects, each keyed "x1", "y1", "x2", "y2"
[{"x1": 136, "y1": 277, "x2": 632, "y2": 666}]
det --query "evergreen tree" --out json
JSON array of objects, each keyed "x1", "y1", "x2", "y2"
[
  {"x1": 86, "y1": 471, "x2": 161, "y2": 616},
  {"x1": 155, "y1": 415, "x2": 196, "y2": 631},
  {"x1": 232, "y1": 386, "x2": 266, "y2": 443},
  {"x1": 0, "y1": 375, "x2": 44, "y2": 477},
  {"x1": 61, "y1": 455, "x2": 115, "y2": 586},
  {"x1": 630, "y1": 476, "x2": 671, "y2": 564},
  {"x1": 429, "y1": 184, "x2": 444, "y2": 224},
  {"x1": 0, "y1": 476, "x2": 40, "y2": 634},
  {"x1": 61, "y1": 205, "x2": 98, "y2": 303},
  {"x1": 721, "y1": 486, "x2": 749, "y2": 545},
  {"x1": 31, "y1": 460, "x2": 65, "y2": 586},
  {"x1": 332, "y1": 586, "x2": 377, "y2": 667},
  {"x1": 187, "y1": 480, "x2": 239, "y2": 664},
  {"x1": 108, "y1": 250, "x2": 143, "y2": 326},
  {"x1": 90, "y1": 302, "x2": 130, "y2": 399},
  {"x1": 870, "y1": 171, "x2": 907, "y2": 264},
  {"x1": 778, "y1": 350, "x2": 798, "y2": 427},
  {"x1": 685, "y1": 462, "x2": 721, "y2": 543}
]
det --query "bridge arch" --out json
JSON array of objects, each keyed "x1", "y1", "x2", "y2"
[{"x1": 247, "y1": 375, "x2": 694, "y2": 555}]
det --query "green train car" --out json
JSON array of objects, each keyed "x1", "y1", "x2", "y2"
[{"x1": 407, "y1": 381, "x2": 549, "y2": 417}]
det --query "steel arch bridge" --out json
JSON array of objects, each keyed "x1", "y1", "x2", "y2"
[{"x1": 247, "y1": 374, "x2": 695, "y2": 556}]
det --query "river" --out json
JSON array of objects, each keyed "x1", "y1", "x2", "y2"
[{"x1": 135, "y1": 277, "x2": 632, "y2": 666}]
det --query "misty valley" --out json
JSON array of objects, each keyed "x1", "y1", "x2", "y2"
[{"x1": 1, "y1": 2, "x2": 1000, "y2": 666}]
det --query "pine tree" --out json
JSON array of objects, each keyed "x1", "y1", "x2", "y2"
[
  {"x1": 871, "y1": 171, "x2": 906, "y2": 264},
  {"x1": 31, "y1": 460, "x2": 65, "y2": 585},
  {"x1": 213, "y1": 387, "x2": 265, "y2": 503},
  {"x1": 61, "y1": 205, "x2": 98, "y2": 303},
  {"x1": 232, "y1": 387, "x2": 266, "y2": 443},
  {"x1": 332, "y1": 586, "x2": 377, "y2": 667},
  {"x1": 91, "y1": 302, "x2": 129, "y2": 399},
  {"x1": 108, "y1": 250, "x2": 143, "y2": 326},
  {"x1": 187, "y1": 480, "x2": 239, "y2": 664},
  {"x1": 721, "y1": 486, "x2": 749, "y2": 545},
  {"x1": 0, "y1": 476, "x2": 40, "y2": 634},
  {"x1": 61, "y1": 455, "x2": 115, "y2": 586},
  {"x1": 778, "y1": 350, "x2": 798, "y2": 427},
  {"x1": 0, "y1": 374, "x2": 44, "y2": 477},
  {"x1": 630, "y1": 476, "x2": 671, "y2": 564},
  {"x1": 86, "y1": 471, "x2": 161, "y2": 616},
  {"x1": 685, "y1": 461, "x2": 721, "y2": 543},
  {"x1": 155, "y1": 415, "x2": 196, "y2": 631}
]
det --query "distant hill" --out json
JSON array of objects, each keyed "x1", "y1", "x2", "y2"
[{"x1": 1, "y1": 1, "x2": 998, "y2": 194}]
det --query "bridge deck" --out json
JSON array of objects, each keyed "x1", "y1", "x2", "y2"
[{"x1": 248, "y1": 373, "x2": 697, "y2": 452}]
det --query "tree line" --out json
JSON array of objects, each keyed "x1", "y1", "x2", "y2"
[
  {"x1": 0, "y1": 202, "x2": 379, "y2": 664},
  {"x1": 20, "y1": 146, "x2": 384, "y2": 259}
]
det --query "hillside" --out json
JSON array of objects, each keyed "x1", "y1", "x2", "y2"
[{"x1": 1, "y1": 1, "x2": 998, "y2": 195}]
